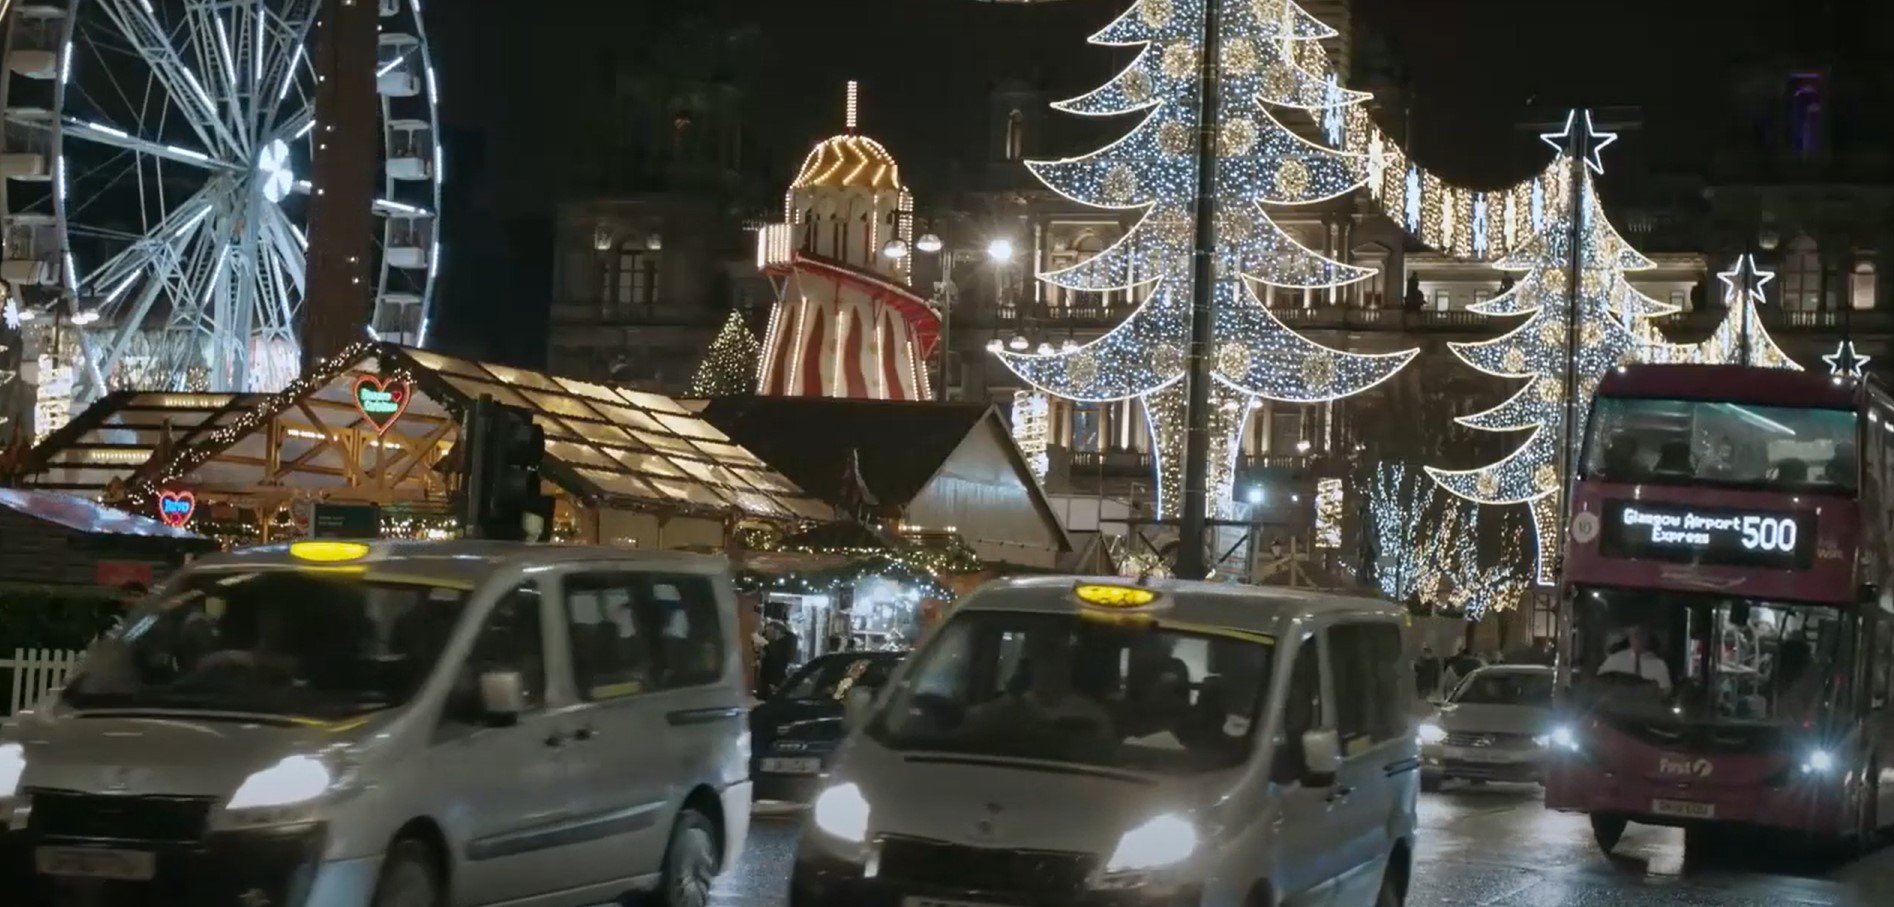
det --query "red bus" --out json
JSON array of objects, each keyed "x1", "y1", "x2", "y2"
[{"x1": 1546, "y1": 363, "x2": 1894, "y2": 853}]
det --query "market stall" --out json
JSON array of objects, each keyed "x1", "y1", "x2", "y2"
[{"x1": 102, "y1": 342, "x2": 829, "y2": 547}]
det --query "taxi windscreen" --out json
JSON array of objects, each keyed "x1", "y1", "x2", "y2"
[
  {"x1": 65, "y1": 569, "x2": 468, "y2": 718},
  {"x1": 868, "y1": 610, "x2": 1274, "y2": 774}
]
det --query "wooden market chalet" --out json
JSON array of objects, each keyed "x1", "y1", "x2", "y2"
[{"x1": 12, "y1": 342, "x2": 830, "y2": 546}]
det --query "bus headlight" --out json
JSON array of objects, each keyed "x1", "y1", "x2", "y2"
[
  {"x1": 1803, "y1": 749, "x2": 1835, "y2": 773},
  {"x1": 1416, "y1": 722, "x2": 1446, "y2": 745},
  {"x1": 1539, "y1": 726, "x2": 1578, "y2": 751}
]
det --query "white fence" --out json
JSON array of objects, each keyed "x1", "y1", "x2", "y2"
[{"x1": 2, "y1": 647, "x2": 84, "y2": 716}]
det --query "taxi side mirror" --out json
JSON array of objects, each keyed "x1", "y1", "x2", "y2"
[
  {"x1": 478, "y1": 670, "x2": 526, "y2": 727},
  {"x1": 1300, "y1": 728, "x2": 1341, "y2": 788}
]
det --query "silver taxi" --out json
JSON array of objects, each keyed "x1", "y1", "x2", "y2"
[
  {"x1": 794, "y1": 577, "x2": 1420, "y2": 907},
  {"x1": 0, "y1": 539, "x2": 752, "y2": 907}
]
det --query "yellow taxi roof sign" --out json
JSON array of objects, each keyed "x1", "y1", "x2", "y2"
[
  {"x1": 290, "y1": 541, "x2": 372, "y2": 563},
  {"x1": 1073, "y1": 582, "x2": 1160, "y2": 609}
]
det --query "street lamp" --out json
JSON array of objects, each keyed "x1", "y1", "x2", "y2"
[
  {"x1": 986, "y1": 238, "x2": 1015, "y2": 263},
  {"x1": 881, "y1": 238, "x2": 909, "y2": 259},
  {"x1": 915, "y1": 233, "x2": 944, "y2": 255}
]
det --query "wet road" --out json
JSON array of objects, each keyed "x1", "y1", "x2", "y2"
[{"x1": 711, "y1": 786, "x2": 1894, "y2": 907}]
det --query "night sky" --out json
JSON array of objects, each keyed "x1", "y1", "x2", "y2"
[{"x1": 422, "y1": 0, "x2": 1831, "y2": 366}]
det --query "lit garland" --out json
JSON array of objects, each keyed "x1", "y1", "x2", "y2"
[
  {"x1": 1825, "y1": 340, "x2": 1870, "y2": 377},
  {"x1": 1637, "y1": 255, "x2": 1800, "y2": 371},
  {"x1": 1010, "y1": 390, "x2": 1050, "y2": 479},
  {"x1": 689, "y1": 310, "x2": 762, "y2": 397},
  {"x1": 1267, "y1": 11, "x2": 1562, "y2": 261},
  {"x1": 993, "y1": 0, "x2": 1415, "y2": 515},
  {"x1": 1369, "y1": 462, "x2": 1525, "y2": 620},
  {"x1": 0, "y1": 338, "x2": 13, "y2": 437},
  {"x1": 32, "y1": 352, "x2": 74, "y2": 445},
  {"x1": 736, "y1": 552, "x2": 953, "y2": 601},
  {"x1": 1424, "y1": 153, "x2": 1670, "y2": 585}
]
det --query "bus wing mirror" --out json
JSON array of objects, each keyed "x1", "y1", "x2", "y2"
[{"x1": 1859, "y1": 583, "x2": 1880, "y2": 606}]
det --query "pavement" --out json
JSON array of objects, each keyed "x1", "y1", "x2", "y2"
[{"x1": 711, "y1": 785, "x2": 1894, "y2": 907}]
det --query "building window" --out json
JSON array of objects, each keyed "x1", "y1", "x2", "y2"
[
  {"x1": 1431, "y1": 290, "x2": 1450, "y2": 310},
  {"x1": 1268, "y1": 409, "x2": 1303, "y2": 456},
  {"x1": 1072, "y1": 402, "x2": 1101, "y2": 453},
  {"x1": 1669, "y1": 290, "x2": 1687, "y2": 311},
  {"x1": 1472, "y1": 290, "x2": 1490, "y2": 305},
  {"x1": 1781, "y1": 236, "x2": 1822, "y2": 311},
  {"x1": 606, "y1": 244, "x2": 660, "y2": 320},
  {"x1": 1853, "y1": 262, "x2": 1877, "y2": 311},
  {"x1": 1004, "y1": 110, "x2": 1026, "y2": 161}
]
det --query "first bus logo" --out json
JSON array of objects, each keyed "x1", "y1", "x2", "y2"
[{"x1": 1659, "y1": 756, "x2": 1713, "y2": 778}]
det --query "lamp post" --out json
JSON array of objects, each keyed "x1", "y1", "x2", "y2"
[{"x1": 893, "y1": 232, "x2": 1017, "y2": 401}]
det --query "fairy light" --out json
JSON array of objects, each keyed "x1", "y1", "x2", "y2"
[
  {"x1": 690, "y1": 310, "x2": 761, "y2": 397},
  {"x1": 1369, "y1": 462, "x2": 1526, "y2": 619},
  {"x1": 1009, "y1": 391, "x2": 1050, "y2": 479}
]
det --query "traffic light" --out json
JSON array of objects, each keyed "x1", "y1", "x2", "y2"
[{"x1": 459, "y1": 395, "x2": 553, "y2": 541}]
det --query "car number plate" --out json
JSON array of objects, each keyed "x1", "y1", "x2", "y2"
[
  {"x1": 903, "y1": 898, "x2": 1004, "y2": 907},
  {"x1": 1650, "y1": 799, "x2": 1714, "y2": 819},
  {"x1": 35, "y1": 846, "x2": 157, "y2": 881},
  {"x1": 761, "y1": 757, "x2": 821, "y2": 775},
  {"x1": 1449, "y1": 748, "x2": 1510, "y2": 763}
]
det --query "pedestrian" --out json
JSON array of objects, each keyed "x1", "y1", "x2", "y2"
[
  {"x1": 1441, "y1": 644, "x2": 1482, "y2": 698},
  {"x1": 1414, "y1": 646, "x2": 1441, "y2": 699},
  {"x1": 758, "y1": 622, "x2": 798, "y2": 697}
]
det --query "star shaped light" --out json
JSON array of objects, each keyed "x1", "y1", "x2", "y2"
[
  {"x1": 1, "y1": 296, "x2": 19, "y2": 332},
  {"x1": 1539, "y1": 109, "x2": 1618, "y2": 175},
  {"x1": 1824, "y1": 340, "x2": 1871, "y2": 377},
  {"x1": 1716, "y1": 254, "x2": 1775, "y2": 305}
]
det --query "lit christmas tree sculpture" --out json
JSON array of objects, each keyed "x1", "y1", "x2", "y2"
[
  {"x1": 1425, "y1": 136, "x2": 1677, "y2": 585},
  {"x1": 689, "y1": 311, "x2": 762, "y2": 398},
  {"x1": 991, "y1": 0, "x2": 1415, "y2": 514},
  {"x1": 1638, "y1": 254, "x2": 1800, "y2": 371}
]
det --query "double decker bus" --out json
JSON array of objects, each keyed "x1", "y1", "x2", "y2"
[{"x1": 1546, "y1": 363, "x2": 1894, "y2": 853}]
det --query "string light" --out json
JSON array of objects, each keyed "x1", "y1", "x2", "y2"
[
  {"x1": 690, "y1": 310, "x2": 762, "y2": 397},
  {"x1": 1009, "y1": 390, "x2": 1050, "y2": 479},
  {"x1": 1368, "y1": 462, "x2": 1526, "y2": 620},
  {"x1": 1825, "y1": 340, "x2": 1870, "y2": 377}
]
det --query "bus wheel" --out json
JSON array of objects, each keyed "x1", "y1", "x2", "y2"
[{"x1": 1590, "y1": 814, "x2": 1627, "y2": 853}]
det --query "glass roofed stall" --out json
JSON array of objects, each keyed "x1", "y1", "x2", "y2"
[
  {"x1": 18, "y1": 392, "x2": 271, "y2": 498},
  {"x1": 104, "y1": 342, "x2": 829, "y2": 546}
]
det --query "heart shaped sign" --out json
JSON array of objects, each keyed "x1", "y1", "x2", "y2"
[
  {"x1": 157, "y1": 490, "x2": 196, "y2": 528},
  {"x1": 353, "y1": 375, "x2": 411, "y2": 435}
]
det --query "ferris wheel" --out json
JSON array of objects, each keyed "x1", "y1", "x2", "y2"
[{"x1": 0, "y1": 0, "x2": 442, "y2": 413}]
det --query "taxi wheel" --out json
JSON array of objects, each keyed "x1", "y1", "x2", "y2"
[
  {"x1": 1374, "y1": 866, "x2": 1404, "y2": 907},
  {"x1": 373, "y1": 838, "x2": 442, "y2": 907},
  {"x1": 661, "y1": 809, "x2": 721, "y2": 907}
]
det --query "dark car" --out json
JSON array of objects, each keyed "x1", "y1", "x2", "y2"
[{"x1": 750, "y1": 651, "x2": 904, "y2": 802}]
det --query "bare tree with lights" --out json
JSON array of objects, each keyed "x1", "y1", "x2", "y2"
[{"x1": 990, "y1": 0, "x2": 1415, "y2": 515}]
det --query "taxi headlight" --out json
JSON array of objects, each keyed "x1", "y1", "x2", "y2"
[
  {"x1": 0, "y1": 743, "x2": 24, "y2": 798},
  {"x1": 1416, "y1": 722, "x2": 1446, "y2": 745},
  {"x1": 1105, "y1": 813, "x2": 1198, "y2": 873},
  {"x1": 811, "y1": 781, "x2": 871, "y2": 843},
  {"x1": 227, "y1": 755, "x2": 334, "y2": 810}
]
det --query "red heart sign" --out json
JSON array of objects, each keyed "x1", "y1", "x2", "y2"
[
  {"x1": 353, "y1": 375, "x2": 412, "y2": 435},
  {"x1": 157, "y1": 490, "x2": 196, "y2": 528}
]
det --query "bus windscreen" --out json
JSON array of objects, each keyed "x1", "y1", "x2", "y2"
[{"x1": 1584, "y1": 397, "x2": 1857, "y2": 492}]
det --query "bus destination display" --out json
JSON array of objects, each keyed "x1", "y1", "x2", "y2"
[{"x1": 1597, "y1": 499, "x2": 1814, "y2": 569}]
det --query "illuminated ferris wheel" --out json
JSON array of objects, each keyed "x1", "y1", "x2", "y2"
[{"x1": 0, "y1": 0, "x2": 442, "y2": 414}]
